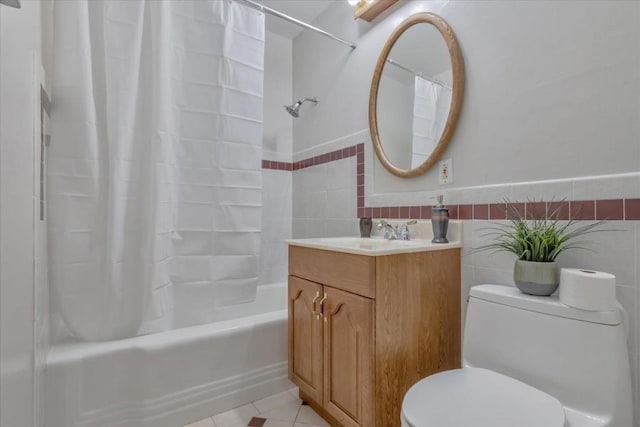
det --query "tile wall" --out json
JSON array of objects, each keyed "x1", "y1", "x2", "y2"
[
  {"x1": 261, "y1": 170, "x2": 292, "y2": 286},
  {"x1": 0, "y1": 1, "x2": 50, "y2": 425},
  {"x1": 291, "y1": 155, "x2": 358, "y2": 239},
  {"x1": 285, "y1": 0, "x2": 639, "y2": 423},
  {"x1": 34, "y1": 82, "x2": 50, "y2": 427},
  {"x1": 263, "y1": 132, "x2": 640, "y2": 425}
]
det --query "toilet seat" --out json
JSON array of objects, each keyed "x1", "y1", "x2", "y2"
[{"x1": 401, "y1": 368, "x2": 566, "y2": 427}]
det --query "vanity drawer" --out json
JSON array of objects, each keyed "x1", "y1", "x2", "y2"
[{"x1": 289, "y1": 246, "x2": 375, "y2": 298}]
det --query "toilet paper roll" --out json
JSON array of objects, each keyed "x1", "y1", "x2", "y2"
[{"x1": 559, "y1": 268, "x2": 617, "y2": 311}]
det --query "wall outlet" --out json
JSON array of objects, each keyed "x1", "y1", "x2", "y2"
[{"x1": 439, "y1": 158, "x2": 453, "y2": 185}]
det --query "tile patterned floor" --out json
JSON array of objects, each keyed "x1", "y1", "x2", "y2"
[{"x1": 184, "y1": 388, "x2": 328, "y2": 427}]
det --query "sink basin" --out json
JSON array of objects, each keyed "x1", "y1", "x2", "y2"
[
  {"x1": 320, "y1": 237, "x2": 425, "y2": 250},
  {"x1": 286, "y1": 236, "x2": 461, "y2": 256}
]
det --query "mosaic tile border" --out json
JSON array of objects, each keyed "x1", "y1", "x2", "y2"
[
  {"x1": 262, "y1": 146, "x2": 357, "y2": 172},
  {"x1": 263, "y1": 143, "x2": 640, "y2": 221}
]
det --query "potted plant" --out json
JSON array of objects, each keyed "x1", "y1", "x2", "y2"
[{"x1": 477, "y1": 202, "x2": 606, "y2": 296}]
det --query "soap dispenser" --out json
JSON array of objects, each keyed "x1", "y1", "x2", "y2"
[{"x1": 432, "y1": 195, "x2": 449, "y2": 243}]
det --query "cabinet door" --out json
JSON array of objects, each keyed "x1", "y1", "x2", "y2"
[
  {"x1": 288, "y1": 276, "x2": 323, "y2": 404},
  {"x1": 323, "y1": 286, "x2": 374, "y2": 427}
]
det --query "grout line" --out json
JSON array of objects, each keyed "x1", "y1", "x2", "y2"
[
  {"x1": 293, "y1": 403, "x2": 302, "y2": 424},
  {"x1": 251, "y1": 402, "x2": 260, "y2": 415}
]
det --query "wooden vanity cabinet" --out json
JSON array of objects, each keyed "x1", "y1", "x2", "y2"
[
  {"x1": 288, "y1": 245, "x2": 461, "y2": 427},
  {"x1": 288, "y1": 277, "x2": 324, "y2": 404}
]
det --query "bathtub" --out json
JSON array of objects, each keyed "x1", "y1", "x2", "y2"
[{"x1": 44, "y1": 283, "x2": 290, "y2": 427}]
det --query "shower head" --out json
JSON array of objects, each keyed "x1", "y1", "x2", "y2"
[
  {"x1": 0, "y1": 0, "x2": 21, "y2": 8},
  {"x1": 284, "y1": 97, "x2": 318, "y2": 118},
  {"x1": 285, "y1": 103, "x2": 301, "y2": 118}
]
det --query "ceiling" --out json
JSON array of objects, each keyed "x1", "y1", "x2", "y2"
[{"x1": 253, "y1": 0, "x2": 338, "y2": 39}]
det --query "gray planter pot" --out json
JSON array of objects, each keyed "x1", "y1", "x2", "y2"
[{"x1": 513, "y1": 260, "x2": 560, "y2": 296}]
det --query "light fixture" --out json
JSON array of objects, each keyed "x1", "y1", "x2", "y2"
[
  {"x1": 352, "y1": 0, "x2": 399, "y2": 21},
  {"x1": 0, "y1": 0, "x2": 21, "y2": 8}
]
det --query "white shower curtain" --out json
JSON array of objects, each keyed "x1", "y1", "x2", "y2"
[
  {"x1": 411, "y1": 75, "x2": 452, "y2": 168},
  {"x1": 48, "y1": 0, "x2": 265, "y2": 341}
]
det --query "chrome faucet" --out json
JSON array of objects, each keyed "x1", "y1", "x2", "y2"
[
  {"x1": 377, "y1": 220, "x2": 399, "y2": 240},
  {"x1": 377, "y1": 220, "x2": 417, "y2": 240},
  {"x1": 399, "y1": 220, "x2": 417, "y2": 240}
]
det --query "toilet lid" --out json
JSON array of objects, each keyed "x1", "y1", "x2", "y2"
[{"x1": 401, "y1": 368, "x2": 566, "y2": 427}]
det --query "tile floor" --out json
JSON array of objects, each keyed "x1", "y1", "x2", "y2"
[{"x1": 184, "y1": 388, "x2": 328, "y2": 427}]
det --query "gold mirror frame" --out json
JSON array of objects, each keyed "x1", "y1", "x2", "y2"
[{"x1": 369, "y1": 12, "x2": 465, "y2": 178}]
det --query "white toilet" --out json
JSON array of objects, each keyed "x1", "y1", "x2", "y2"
[{"x1": 401, "y1": 284, "x2": 633, "y2": 427}]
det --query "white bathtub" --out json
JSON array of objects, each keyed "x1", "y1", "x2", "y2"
[{"x1": 44, "y1": 283, "x2": 290, "y2": 427}]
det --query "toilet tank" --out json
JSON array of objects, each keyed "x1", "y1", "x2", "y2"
[{"x1": 464, "y1": 285, "x2": 632, "y2": 426}]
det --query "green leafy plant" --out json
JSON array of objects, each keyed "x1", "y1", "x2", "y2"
[{"x1": 476, "y1": 201, "x2": 607, "y2": 262}]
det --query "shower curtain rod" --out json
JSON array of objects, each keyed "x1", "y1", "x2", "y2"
[
  {"x1": 386, "y1": 58, "x2": 451, "y2": 89},
  {"x1": 235, "y1": 0, "x2": 357, "y2": 49}
]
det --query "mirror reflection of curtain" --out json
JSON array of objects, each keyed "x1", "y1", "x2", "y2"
[{"x1": 411, "y1": 76, "x2": 452, "y2": 168}]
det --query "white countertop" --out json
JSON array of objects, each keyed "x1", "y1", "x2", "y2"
[
  {"x1": 286, "y1": 236, "x2": 461, "y2": 256},
  {"x1": 286, "y1": 220, "x2": 462, "y2": 256}
]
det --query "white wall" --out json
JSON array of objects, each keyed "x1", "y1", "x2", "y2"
[
  {"x1": 293, "y1": 0, "x2": 640, "y2": 192},
  {"x1": 263, "y1": 31, "x2": 293, "y2": 163},
  {"x1": 291, "y1": 0, "x2": 640, "y2": 424},
  {"x1": 261, "y1": 31, "x2": 293, "y2": 286},
  {"x1": 0, "y1": 1, "x2": 47, "y2": 426}
]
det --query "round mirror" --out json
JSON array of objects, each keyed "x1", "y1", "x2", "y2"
[{"x1": 370, "y1": 13, "x2": 464, "y2": 178}]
